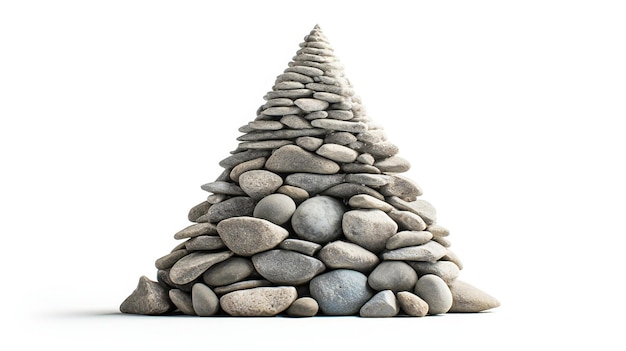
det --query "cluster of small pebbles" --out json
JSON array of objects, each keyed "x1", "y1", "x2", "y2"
[{"x1": 120, "y1": 25, "x2": 499, "y2": 317}]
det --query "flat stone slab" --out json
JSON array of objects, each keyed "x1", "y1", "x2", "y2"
[
  {"x1": 265, "y1": 145, "x2": 340, "y2": 174},
  {"x1": 213, "y1": 280, "x2": 272, "y2": 295},
  {"x1": 252, "y1": 249, "x2": 325, "y2": 285},
  {"x1": 200, "y1": 181, "x2": 246, "y2": 196},
  {"x1": 217, "y1": 217, "x2": 289, "y2": 256},
  {"x1": 310, "y1": 119, "x2": 368, "y2": 133},
  {"x1": 220, "y1": 286, "x2": 298, "y2": 316},
  {"x1": 173, "y1": 223, "x2": 218, "y2": 240}
]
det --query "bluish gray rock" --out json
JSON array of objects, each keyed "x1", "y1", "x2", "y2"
[
  {"x1": 291, "y1": 196, "x2": 346, "y2": 244},
  {"x1": 202, "y1": 257, "x2": 255, "y2": 286},
  {"x1": 169, "y1": 251, "x2": 234, "y2": 285},
  {"x1": 359, "y1": 290, "x2": 399, "y2": 317},
  {"x1": 206, "y1": 197, "x2": 256, "y2": 223},
  {"x1": 309, "y1": 269, "x2": 374, "y2": 315}
]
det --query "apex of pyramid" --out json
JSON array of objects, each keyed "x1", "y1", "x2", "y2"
[{"x1": 120, "y1": 26, "x2": 499, "y2": 318}]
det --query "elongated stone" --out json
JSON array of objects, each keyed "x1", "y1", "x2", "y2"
[
  {"x1": 220, "y1": 287, "x2": 298, "y2": 317},
  {"x1": 174, "y1": 223, "x2": 218, "y2": 240},
  {"x1": 229, "y1": 157, "x2": 266, "y2": 182},
  {"x1": 285, "y1": 65, "x2": 324, "y2": 77},
  {"x1": 276, "y1": 72, "x2": 314, "y2": 84},
  {"x1": 386, "y1": 231, "x2": 433, "y2": 250},
  {"x1": 237, "y1": 129, "x2": 328, "y2": 142},
  {"x1": 279, "y1": 238, "x2": 322, "y2": 256},
  {"x1": 219, "y1": 150, "x2": 271, "y2": 168},
  {"x1": 248, "y1": 120, "x2": 284, "y2": 130},
  {"x1": 169, "y1": 289, "x2": 195, "y2": 315},
  {"x1": 303, "y1": 111, "x2": 328, "y2": 120},
  {"x1": 324, "y1": 132, "x2": 357, "y2": 145},
  {"x1": 202, "y1": 257, "x2": 255, "y2": 287},
  {"x1": 387, "y1": 209, "x2": 427, "y2": 231},
  {"x1": 348, "y1": 194, "x2": 394, "y2": 212},
  {"x1": 213, "y1": 279, "x2": 272, "y2": 294},
  {"x1": 379, "y1": 175, "x2": 423, "y2": 201},
  {"x1": 382, "y1": 241, "x2": 447, "y2": 262},
  {"x1": 345, "y1": 173, "x2": 391, "y2": 187},
  {"x1": 200, "y1": 181, "x2": 246, "y2": 196},
  {"x1": 285, "y1": 173, "x2": 345, "y2": 195},
  {"x1": 237, "y1": 140, "x2": 292, "y2": 150},
  {"x1": 185, "y1": 235, "x2": 225, "y2": 251},
  {"x1": 188, "y1": 201, "x2": 211, "y2": 222},
  {"x1": 276, "y1": 185, "x2": 309, "y2": 203},
  {"x1": 206, "y1": 196, "x2": 256, "y2": 223},
  {"x1": 264, "y1": 98, "x2": 294, "y2": 107},
  {"x1": 313, "y1": 91, "x2": 344, "y2": 103},
  {"x1": 318, "y1": 241, "x2": 379, "y2": 273},
  {"x1": 265, "y1": 88, "x2": 313, "y2": 99},
  {"x1": 217, "y1": 217, "x2": 289, "y2": 256},
  {"x1": 306, "y1": 82, "x2": 345, "y2": 94},
  {"x1": 192, "y1": 283, "x2": 219, "y2": 316},
  {"x1": 414, "y1": 274, "x2": 453, "y2": 315},
  {"x1": 316, "y1": 143, "x2": 359, "y2": 163},
  {"x1": 311, "y1": 119, "x2": 368, "y2": 133},
  {"x1": 155, "y1": 249, "x2": 189, "y2": 270},
  {"x1": 342, "y1": 163, "x2": 381, "y2": 174},
  {"x1": 286, "y1": 297, "x2": 319, "y2": 317},
  {"x1": 274, "y1": 81, "x2": 305, "y2": 90},
  {"x1": 294, "y1": 98, "x2": 329, "y2": 112},
  {"x1": 388, "y1": 197, "x2": 437, "y2": 225},
  {"x1": 322, "y1": 183, "x2": 385, "y2": 201},
  {"x1": 295, "y1": 136, "x2": 324, "y2": 151},
  {"x1": 252, "y1": 249, "x2": 325, "y2": 285},
  {"x1": 262, "y1": 106, "x2": 303, "y2": 116},
  {"x1": 409, "y1": 261, "x2": 460, "y2": 283},
  {"x1": 280, "y1": 115, "x2": 313, "y2": 129},
  {"x1": 374, "y1": 156, "x2": 411, "y2": 173},
  {"x1": 327, "y1": 110, "x2": 354, "y2": 120},
  {"x1": 169, "y1": 251, "x2": 234, "y2": 285},
  {"x1": 266, "y1": 145, "x2": 340, "y2": 174}
]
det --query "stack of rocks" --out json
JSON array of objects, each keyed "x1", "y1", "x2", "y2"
[{"x1": 120, "y1": 25, "x2": 499, "y2": 317}]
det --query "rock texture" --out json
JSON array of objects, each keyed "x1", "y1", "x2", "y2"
[{"x1": 120, "y1": 25, "x2": 498, "y2": 318}]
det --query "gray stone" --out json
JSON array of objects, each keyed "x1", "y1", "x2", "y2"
[
  {"x1": 191, "y1": 283, "x2": 220, "y2": 316},
  {"x1": 280, "y1": 115, "x2": 313, "y2": 129},
  {"x1": 345, "y1": 173, "x2": 391, "y2": 187},
  {"x1": 386, "y1": 231, "x2": 433, "y2": 250},
  {"x1": 327, "y1": 110, "x2": 354, "y2": 120},
  {"x1": 291, "y1": 196, "x2": 346, "y2": 244},
  {"x1": 379, "y1": 175, "x2": 423, "y2": 201},
  {"x1": 341, "y1": 163, "x2": 381, "y2": 174},
  {"x1": 279, "y1": 239, "x2": 322, "y2": 256},
  {"x1": 449, "y1": 280, "x2": 500, "y2": 313},
  {"x1": 174, "y1": 223, "x2": 218, "y2": 240},
  {"x1": 262, "y1": 106, "x2": 303, "y2": 116},
  {"x1": 356, "y1": 130, "x2": 385, "y2": 144},
  {"x1": 354, "y1": 142, "x2": 399, "y2": 159},
  {"x1": 387, "y1": 209, "x2": 427, "y2": 231},
  {"x1": 348, "y1": 194, "x2": 393, "y2": 212},
  {"x1": 276, "y1": 185, "x2": 309, "y2": 203},
  {"x1": 252, "y1": 249, "x2": 325, "y2": 285},
  {"x1": 237, "y1": 140, "x2": 292, "y2": 150},
  {"x1": 285, "y1": 65, "x2": 324, "y2": 77},
  {"x1": 286, "y1": 297, "x2": 319, "y2": 317},
  {"x1": 265, "y1": 89, "x2": 313, "y2": 100},
  {"x1": 238, "y1": 170, "x2": 283, "y2": 200},
  {"x1": 414, "y1": 274, "x2": 453, "y2": 315},
  {"x1": 324, "y1": 132, "x2": 357, "y2": 145},
  {"x1": 330, "y1": 101, "x2": 352, "y2": 110},
  {"x1": 387, "y1": 198, "x2": 437, "y2": 225},
  {"x1": 409, "y1": 261, "x2": 460, "y2": 283},
  {"x1": 206, "y1": 193, "x2": 227, "y2": 205},
  {"x1": 276, "y1": 72, "x2": 315, "y2": 84},
  {"x1": 397, "y1": 291, "x2": 428, "y2": 317},
  {"x1": 306, "y1": 82, "x2": 345, "y2": 94},
  {"x1": 309, "y1": 269, "x2": 374, "y2": 315},
  {"x1": 120, "y1": 276, "x2": 173, "y2": 315},
  {"x1": 264, "y1": 98, "x2": 294, "y2": 107},
  {"x1": 253, "y1": 193, "x2": 296, "y2": 225},
  {"x1": 155, "y1": 249, "x2": 188, "y2": 270},
  {"x1": 303, "y1": 111, "x2": 328, "y2": 120},
  {"x1": 359, "y1": 290, "x2": 399, "y2": 317},
  {"x1": 220, "y1": 286, "x2": 298, "y2": 317},
  {"x1": 426, "y1": 224, "x2": 450, "y2": 237},
  {"x1": 322, "y1": 183, "x2": 385, "y2": 201},
  {"x1": 342, "y1": 209, "x2": 398, "y2": 252},
  {"x1": 294, "y1": 98, "x2": 329, "y2": 112},
  {"x1": 169, "y1": 289, "x2": 195, "y2": 315},
  {"x1": 274, "y1": 81, "x2": 305, "y2": 90},
  {"x1": 248, "y1": 120, "x2": 284, "y2": 130},
  {"x1": 219, "y1": 150, "x2": 271, "y2": 168},
  {"x1": 433, "y1": 236, "x2": 452, "y2": 247},
  {"x1": 310, "y1": 119, "x2": 368, "y2": 133},
  {"x1": 295, "y1": 136, "x2": 324, "y2": 151},
  {"x1": 356, "y1": 153, "x2": 375, "y2": 165},
  {"x1": 265, "y1": 145, "x2": 340, "y2": 174},
  {"x1": 217, "y1": 217, "x2": 289, "y2": 256},
  {"x1": 237, "y1": 128, "x2": 327, "y2": 141},
  {"x1": 200, "y1": 181, "x2": 246, "y2": 196},
  {"x1": 441, "y1": 249, "x2": 464, "y2": 270},
  {"x1": 213, "y1": 280, "x2": 272, "y2": 295},
  {"x1": 367, "y1": 261, "x2": 418, "y2": 292},
  {"x1": 316, "y1": 143, "x2": 359, "y2": 163},
  {"x1": 188, "y1": 201, "x2": 211, "y2": 222},
  {"x1": 169, "y1": 251, "x2": 234, "y2": 285},
  {"x1": 202, "y1": 257, "x2": 254, "y2": 287},
  {"x1": 382, "y1": 241, "x2": 448, "y2": 262},
  {"x1": 318, "y1": 241, "x2": 379, "y2": 273},
  {"x1": 206, "y1": 196, "x2": 256, "y2": 223},
  {"x1": 229, "y1": 157, "x2": 266, "y2": 182},
  {"x1": 285, "y1": 173, "x2": 345, "y2": 195},
  {"x1": 185, "y1": 235, "x2": 226, "y2": 251},
  {"x1": 374, "y1": 156, "x2": 411, "y2": 173}
]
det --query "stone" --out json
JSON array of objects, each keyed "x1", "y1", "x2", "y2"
[
  {"x1": 303, "y1": 111, "x2": 328, "y2": 120},
  {"x1": 295, "y1": 136, "x2": 324, "y2": 151},
  {"x1": 322, "y1": 183, "x2": 385, "y2": 201},
  {"x1": 386, "y1": 231, "x2": 433, "y2": 250},
  {"x1": 220, "y1": 286, "x2": 298, "y2": 317},
  {"x1": 155, "y1": 249, "x2": 188, "y2": 270},
  {"x1": 324, "y1": 132, "x2": 357, "y2": 145},
  {"x1": 157, "y1": 269, "x2": 195, "y2": 292},
  {"x1": 356, "y1": 153, "x2": 375, "y2": 165},
  {"x1": 345, "y1": 173, "x2": 391, "y2": 187},
  {"x1": 441, "y1": 249, "x2": 464, "y2": 270},
  {"x1": 276, "y1": 185, "x2": 309, "y2": 203},
  {"x1": 280, "y1": 115, "x2": 313, "y2": 129},
  {"x1": 265, "y1": 89, "x2": 313, "y2": 100},
  {"x1": 327, "y1": 110, "x2": 354, "y2": 121},
  {"x1": 253, "y1": 193, "x2": 296, "y2": 225},
  {"x1": 286, "y1": 297, "x2": 319, "y2": 317},
  {"x1": 348, "y1": 194, "x2": 394, "y2": 212},
  {"x1": 449, "y1": 280, "x2": 501, "y2": 313},
  {"x1": 169, "y1": 289, "x2": 195, "y2": 315},
  {"x1": 414, "y1": 274, "x2": 453, "y2": 315},
  {"x1": 202, "y1": 257, "x2": 255, "y2": 287},
  {"x1": 265, "y1": 145, "x2": 340, "y2": 174},
  {"x1": 342, "y1": 209, "x2": 398, "y2": 253},
  {"x1": 291, "y1": 196, "x2": 346, "y2": 244},
  {"x1": 357, "y1": 130, "x2": 385, "y2": 144},
  {"x1": 238, "y1": 170, "x2": 283, "y2": 199},
  {"x1": 252, "y1": 249, "x2": 325, "y2": 285},
  {"x1": 276, "y1": 72, "x2": 315, "y2": 84},
  {"x1": 433, "y1": 236, "x2": 452, "y2": 247},
  {"x1": 409, "y1": 261, "x2": 460, "y2": 283},
  {"x1": 213, "y1": 280, "x2": 273, "y2": 295},
  {"x1": 330, "y1": 101, "x2": 352, "y2": 110},
  {"x1": 387, "y1": 209, "x2": 427, "y2": 231},
  {"x1": 185, "y1": 235, "x2": 226, "y2": 251},
  {"x1": 206, "y1": 193, "x2": 227, "y2": 204},
  {"x1": 379, "y1": 175, "x2": 423, "y2": 201},
  {"x1": 217, "y1": 217, "x2": 289, "y2": 256},
  {"x1": 285, "y1": 65, "x2": 324, "y2": 77},
  {"x1": 191, "y1": 283, "x2": 220, "y2": 316},
  {"x1": 120, "y1": 276, "x2": 173, "y2": 315},
  {"x1": 188, "y1": 201, "x2": 211, "y2": 222},
  {"x1": 219, "y1": 150, "x2": 271, "y2": 168},
  {"x1": 382, "y1": 241, "x2": 448, "y2": 262},
  {"x1": 173, "y1": 223, "x2": 218, "y2": 240},
  {"x1": 306, "y1": 82, "x2": 345, "y2": 94},
  {"x1": 229, "y1": 157, "x2": 266, "y2": 182},
  {"x1": 262, "y1": 106, "x2": 303, "y2": 116},
  {"x1": 397, "y1": 291, "x2": 428, "y2": 317},
  {"x1": 294, "y1": 98, "x2": 329, "y2": 112},
  {"x1": 368, "y1": 261, "x2": 418, "y2": 293},
  {"x1": 341, "y1": 163, "x2": 381, "y2": 174},
  {"x1": 285, "y1": 173, "x2": 345, "y2": 195},
  {"x1": 359, "y1": 290, "x2": 399, "y2": 317},
  {"x1": 310, "y1": 119, "x2": 368, "y2": 133},
  {"x1": 374, "y1": 156, "x2": 411, "y2": 173},
  {"x1": 309, "y1": 269, "x2": 374, "y2": 315},
  {"x1": 279, "y1": 239, "x2": 322, "y2": 256},
  {"x1": 169, "y1": 251, "x2": 234, "y2": 285},
  {"x1": 264, "y1": 97, "x2": 294, "y2": 107},
  {"x1": 354, "y1": 141, "x2": 398, "y2": 159},
  {"x1": 237, "y1": 128, "x2": 326, "y2": 141},
  {"x1": 200, "y1": 181, "x2": 246, "y2": 196},
  {"x1": 389, "y1": 197, "x2": 437, "y2": 225},
  {"x1": 318, "y1": 241, "x2": 379, "y2": 273},
  {"x1": 206, "y1": 197, "x2": 256, "y2": 223},
  {"x1": 274, "y1": 81, "x2": 305, "y2": 90},
  {"x1": 237, "y1": 140, "x2": 293, "y2": 150},
  {"x1": 248, "y1": 120, "x2": 284, "y2": 130},
  {"x1": 316, "y1": 143, "x2": 359, "y2": 163},
  {"x1": 426, "y1": 224, "x2": 450, "y2": 237}
]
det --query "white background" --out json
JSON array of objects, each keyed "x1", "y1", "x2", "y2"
[{"x1": 1, "y1": 0, "x2": 625, "y2": 349}]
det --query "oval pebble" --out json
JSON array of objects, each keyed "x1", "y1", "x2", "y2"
[
  {"x1": 291, "y1": 196, "x2": 346, "y2": 244},
  {"x1": 238, "y1": 170, "x2": 283, "y2": 200},
  {"x1": 252, "y1": 249, "x2": 325, "y2": 285},
  {"x1": 169, "y1": 289, "x2": 195, "y2": 315},
  {"x1": 202, "y1": 257, "x2": 255, "y2": 287},
  {"x1": 253, "y1": 193, "x2": 296, "y2": 225},
  {"x1": 318, "y1": 241, "x2": 379, "y2": 273},
  {"x1": 382, "y1": 241, "x2": 448, "y2": 262},
  {"x1": 386, "y1": 231, "x2": 433, "y2": 250},
  {"x1": 217, "y1": 217, "x2": 289, "y2": 256},
  {"x1": 266, "y1": 145, "x2": 340, "y2": 174},
  {"x1": 414, "y1": 274, "x2": 453, "y2": 315},
  {"x1": 408, "y1": 261, "x2": 460, "y2": 283},
  {"x1": 191, "y1": 283, "x2": 219, "y2": 316},
  {"x1": 397, "y1": 291, "x2": 428, "y2": 317},
  {"x1": 206, "y1": 197, "x2": 256, "y2": 223},
  {"x1": 310, "y1": 269, "x2": 374, "y2": 315},
  {"x1": 220, "y1": 286, "x2": 298, "y2": 317},
  {"x1": 367, "y1": 261, "x2": 418, "y2": 292},
  {"x1": 316, "y1": 143, "x2": 359, "y2": 163},
  {"x1": 294, "y1": 98, "x2": 329, "y2": 112},
  {"x1": 286, "y1": 297, "x2": 319, "y2": 317}
]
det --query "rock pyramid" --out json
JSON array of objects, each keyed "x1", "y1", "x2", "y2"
[{"x1": 120, "y1": 25, "x2": 500, "y2": 317}]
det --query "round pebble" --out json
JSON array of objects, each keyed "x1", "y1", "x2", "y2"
[
  {"x1": 238, "y1": 170, "x2": 283, "y2": 200},
  {"x1": 310, "y1": 269, "x2": 374, "y2": 315},
  {"x1": 291, "y1": 196, "x2": 346, "y2": 244},
  {"x1": 253, "y1": 193, "x2": 296, "y2": 225}
]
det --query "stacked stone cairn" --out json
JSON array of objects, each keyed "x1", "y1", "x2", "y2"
[{"x1": 120, "y1": 25, "x2": 500, "y2": 317}]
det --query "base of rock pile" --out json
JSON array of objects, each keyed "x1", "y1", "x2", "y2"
[{"x1": 120, "y1": 25, "x2": 500, "y2": 318}]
